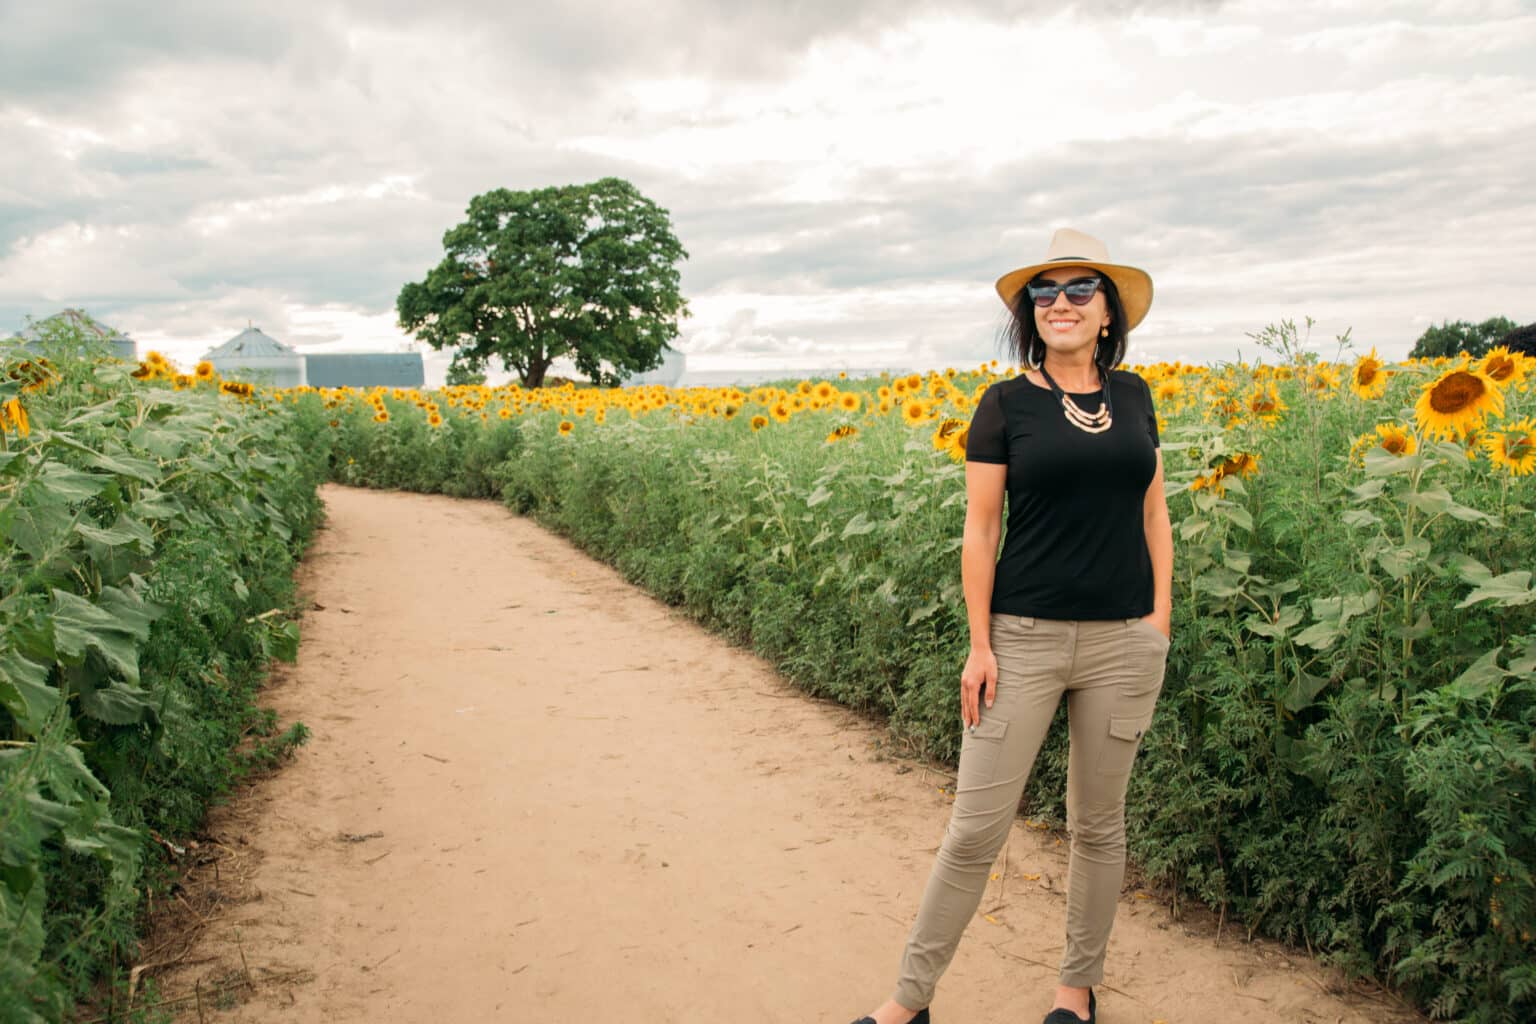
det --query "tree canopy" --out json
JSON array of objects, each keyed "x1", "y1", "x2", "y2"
[
  {"x1": 397, "y1": 177, "x2": 689, "y2": 388},
  {"x1": 1407, "y1": 316, "x2": 1517, "y2": 361},
  {"x1": 1500, "y1": 322, "x2": 1536, "y2": 357}
]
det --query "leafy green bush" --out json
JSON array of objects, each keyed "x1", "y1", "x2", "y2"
[{"x1": 1, "y1": 339, "x2": 324, "y2": 1021}]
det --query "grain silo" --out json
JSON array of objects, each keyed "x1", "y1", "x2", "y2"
[
  {"x1": 202, "y1": 326, "x2": 306, "y2": 388},
  {"x1": 14, "y1": 308, "x2": 138, "y2": 362}
]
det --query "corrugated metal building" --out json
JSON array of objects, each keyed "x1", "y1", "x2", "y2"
[
  {"x1": 303, "y1": 352, "x2": 424, "y2": 388},
  {"x1": 13, "y1": 308, "x2": 138, "y2": 361},
  {"x1": 202, "y1": 327, "x2": 306, "y2": 388}
]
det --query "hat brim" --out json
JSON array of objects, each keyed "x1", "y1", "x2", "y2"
[{"x1": 995, "y1": 259, "x2": 1154, "y2": 333}]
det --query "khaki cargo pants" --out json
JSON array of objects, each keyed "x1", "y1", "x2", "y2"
[{"x1": 893, "y1": 614, "x2": 1169, "y2": 1009}]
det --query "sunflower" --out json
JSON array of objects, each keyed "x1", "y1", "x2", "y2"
[
  {"x1": 1216, "y1": 452, "x2": 1260, "y2": 479},
  {"x1": 1414, "y1": 364, "x2": 1505, "y2": 439},
  {"x1": 769, "y1": 401, "x2": 792, "y2": 424},
  {"x1": 1207, "y1": 396, "x2": 1245, "y2": 428},
  {"x1": 373, "y1": 410, "x2": 390, "y2": 424},
  {"x1": 558, "y1": 420, "x2": 574, "y2": 436},
  {"x1": 878, "y1": 399, "x2": 893, "y2": 415},
  {"x1": 1155, "y1": 378, "x2": 1185, "y2": 403},
  {"x1": 838, "y1": 392, "x2": 861, "y2": 412},
  {"x1": 825, "y1": 425, "x2": 859, "y2": 444},
  {"x1": 902, "y1": 398, "x2": 933, "y2": 426},
  {"x1": 1, "y1": 397, "x2": 29, "y2": 437},
  {"x1": 813, "y1": 381, "x2": 835, "y2": 401},
  {"x1": 1477, "y1": 346, "x2": 1528, "y2": 389},
  {"x1": 1349, "y1": 349, "x2": 1390, "y2": 400},
  {"x1": 1347, "y1": 432, "x2": 1376, "y2": 467},
  {"x1": 428, "y1": 412, "x2": 444, "y2": 428},
  {"x1": 328, "y1": 418, "x2": 341, "y2": 428},
  {"x1": 1188, "y1": 472, "x2": 1223, "y2": 496},
  {"x1": 498, "y1": 407, "x2": 512, "y2": 420},
  {"x1": 1374, "y1": 422, "x2": 1418, "y2": 457},
  {"x1": 904, "y1": 373, "x2": 923, "y2": 392},
  {"x1": 1290, "y1": 364, "x2": 1337, "y2": 398},
  {"x1": 1482, "y1": 418, "x2": 1536, "y2": 475},
  {"x1": 8, "y1": 359, "x2": 59, "y2": 393},
  {"x1": 719, "y1": 401, "x2": 742, "y2": 419},
  {"x1": 944, "y1": 425, "x2": 969, "y2": 463},
  {"x1": 1246, "y1": 383, "x2": 1287, "y2": 424},
  {"x1": 750, "y1": 414, "x2": 769, "y2": 431},
  {"x1": 931, "y1": 417, "x2": 967, "y2": 451},
  {"x1": 593, "y1": 409, "x2": 607, "y2": 424}
]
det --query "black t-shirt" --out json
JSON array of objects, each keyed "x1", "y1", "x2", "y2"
[{"x1": 965, "y1": 369, "x2": 1160, "y2": 620}]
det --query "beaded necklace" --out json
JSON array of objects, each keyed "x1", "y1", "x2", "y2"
[{"x1": 1036, "y1": 363, "x2": 1114, "y2": 434}]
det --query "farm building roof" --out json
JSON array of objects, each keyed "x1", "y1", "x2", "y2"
[
  {"x1": 202, "y1": 326, "x2": 301, "y2": 361},
  {"x1": 303, "y1": 352, "x2": 425, "y2": 388},
  {"x1": 12, "y1": 308, "x2": 138, "y2": 361}
]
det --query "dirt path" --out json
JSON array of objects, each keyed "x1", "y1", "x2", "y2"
[{"x1": 153, "y1": 483, "x2": 1420, "y2": 1024}]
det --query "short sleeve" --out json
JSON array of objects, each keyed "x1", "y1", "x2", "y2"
[
  {"x1": 1140, "y1": 375, "x2": 1160, "y2": 448},
  {"x1": 965, "y1": 383, "x2": 1009, "y2": 464}
]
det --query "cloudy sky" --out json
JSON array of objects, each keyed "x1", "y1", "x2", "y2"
[{"x1": 3, "y1": 0, "x2": 1533, "y2": 384}]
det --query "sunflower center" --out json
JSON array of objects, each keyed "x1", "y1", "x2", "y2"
[
  {"x1": 1428, "y1": 371, "x2": 1486, "y2": 414},
  {"x1": 1484, "y1": 356, "x2": 1515, "y2": 382}
]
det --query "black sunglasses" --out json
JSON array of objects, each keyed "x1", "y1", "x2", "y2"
[{"x1": 1025, "y1": 276, "x2": 1102, "y2": 308}]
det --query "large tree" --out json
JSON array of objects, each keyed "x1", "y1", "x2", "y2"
[
  {"x1": 397, "y1": 177, "x2": 689, "y2": 388},
  {"x1": 1407, "y1": 316, "x2": 1517, "y2": 361},
  {"x1": 1500, "y1": 322, "x2": 1536, "y2": 357}
]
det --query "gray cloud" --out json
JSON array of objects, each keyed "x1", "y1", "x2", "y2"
[{"x1": 1, "y1": 0, "x2": 1531, "y2": 380}]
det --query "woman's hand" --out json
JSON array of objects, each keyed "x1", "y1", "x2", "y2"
[
  {"x1": 960, "y1": 647, "x2": 999, "y2": 729},
  {"x1": 1141, "y1": 608, "x2": 1172, "y2": 640}
]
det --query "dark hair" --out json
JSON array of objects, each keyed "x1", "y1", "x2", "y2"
[{"x1": 1001, "y1": 271, "x2": 1129, "y2": 374}]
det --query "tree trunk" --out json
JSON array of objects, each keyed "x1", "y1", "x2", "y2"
[{"x1": 525, "y1": 353, "x2": 551, "y2": 389}]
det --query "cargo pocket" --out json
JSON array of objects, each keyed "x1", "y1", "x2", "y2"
[
  {"x1": 959, "y1": 715, "x2": 1010, "y2": 784},
  {"x1": 1095, "y1": 711, "x2": 1154, "y2": 777}
]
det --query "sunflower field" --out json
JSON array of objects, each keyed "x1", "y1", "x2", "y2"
[
  {"x1": 6, "y1": 319, "x2": 1534, "y2": 1022},
  {"x1": 286, "y1": 323, "x2": 1531, "y2": 1023},
  {"x1": 1, "y1": 337, "x2": 323, "y2": 1020}
]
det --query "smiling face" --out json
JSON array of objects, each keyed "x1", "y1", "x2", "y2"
[{"x1": 1030, "y1": 267, "x2": 1112, "y2": 358}]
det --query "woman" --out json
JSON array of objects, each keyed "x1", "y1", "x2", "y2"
[{"x1": 848, "y1": 228, "x2": 1173, "y2": 1024}]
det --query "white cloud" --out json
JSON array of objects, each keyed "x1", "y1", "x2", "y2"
[{"x1": 1, "y1": 0, "x2": 1533, "y2": 386}]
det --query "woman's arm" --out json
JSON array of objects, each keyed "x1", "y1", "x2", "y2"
[
  {"x1": 1142, "y1": 448, "x2": 1174, "y2": 637},
  {"x1": 960, "y1": 461, "x2": 1007, "y2": 727}
]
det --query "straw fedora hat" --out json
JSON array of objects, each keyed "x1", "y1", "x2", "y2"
[{"x1": 994, "y1": 228, "x2": 1154, "y2": 332}]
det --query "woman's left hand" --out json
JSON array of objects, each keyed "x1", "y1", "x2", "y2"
[{"x1": 1141, "y1": 609, "x2": 1171, "y2": 640}]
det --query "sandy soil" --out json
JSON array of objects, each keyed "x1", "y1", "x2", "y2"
[{"x1": 146, "y1": 482, "x2": 1422, "y2": 1024}]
